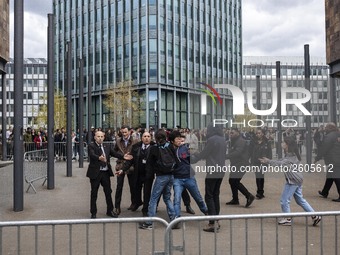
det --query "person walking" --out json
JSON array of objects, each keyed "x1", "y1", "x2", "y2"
[
  {"x1": 226, "y1": 127, "x2": 255, "y2": 208},
  {"x1": 249, "y1": 128, "x2": 272, "y2": 199},
  {"x1": 191, "y1": 124, "x2": 226, "y2": 232},
  {"x1": 259, "y1": 136, "x2": 321, "y2": 226},
  {"x1": 86, "y1": 131, "x2": 131, "y2": 219},
  {"x1": 315, "y1": 122, "x2": 340, "y2": 202}
]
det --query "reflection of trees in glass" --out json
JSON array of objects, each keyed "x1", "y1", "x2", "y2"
[{"x1": 103, "y1": 80, "x2": 142, "y2": 129}]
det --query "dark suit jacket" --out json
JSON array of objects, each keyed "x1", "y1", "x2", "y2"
[{"x1": 86, "y1": 142, "x2": 124, "y2": 179}]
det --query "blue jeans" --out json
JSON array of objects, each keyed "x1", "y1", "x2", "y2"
[
  {"x1": 173, "y1": 177, "x2": 208, "y2": 217},
  {"x1": 147, "y1": 175, "x2": 175, "y2": 223},
  {"x1": 280, "y1": 183, "x2": 314, "y2": 213}
]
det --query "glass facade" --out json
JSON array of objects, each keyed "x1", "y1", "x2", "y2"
[
  {"x1": 53, "y1": 0, "x2": 242, "y2": 129},
  {"x1": 0, "y1": 58, "x2": 48, "y2": 128},
  {"x1": 243, "y1": 56, "x2": 330, "y2": 129}
]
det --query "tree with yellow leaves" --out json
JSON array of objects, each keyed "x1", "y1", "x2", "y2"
[{"x1": 103, "y1": 80, "x2": 142, "y2": 128}]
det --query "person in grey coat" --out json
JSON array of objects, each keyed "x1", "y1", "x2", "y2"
[{"x1": 259, "y1": 136, "x2": 321, "y2": 226}]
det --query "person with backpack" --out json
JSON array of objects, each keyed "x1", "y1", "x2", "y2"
[
  {"x1": 169, "y1": 131, "x2": 208, "y2": 228},
  {"x1": 139, "y1": 130, "x2": 177, "y2": 230}
]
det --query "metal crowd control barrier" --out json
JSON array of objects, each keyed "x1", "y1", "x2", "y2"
[
  {"x1": 0, "y1": 217, "x2": 168, "y2": 255},
  {"x1": 166, "y1": 211, "x2": 340, "y2": 255},
  {"x1": 24, "y1": 149, "x2": 48, "y2": 193},
  {"x1": 0, "y1": 212, "x2": 339, "y2": 255}
]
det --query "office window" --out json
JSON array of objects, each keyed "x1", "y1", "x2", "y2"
[
  {"x1": 132, "y1": 18, "x2": 138, "y2": 33},
  {"x1": 125, "y1": 1, "x2": 130, "y2": 12},
  {"x1": 124, "y1": 21, "x2": 129, "y2": 36},
  {"x1": 140, "y1": 40, "x2": 146, "y2": 55},
  {"x1": 124, "y1": 43, "x2": 130, "y2": 58},
  {"x1": 140, "y1": 16, "x2": 146, "y2": 31},
  {"x1": 133, "y1": 42, "x2": 138, "y2": 56},
  {"x1": 117, "y1": 1, "x2": 122, "y2": 15},
  {"x1": 149, "y1": 63, "x2": 157, "y2": 77},
  {"x1": 149, "y1": 0, "x2": 156, "y2": 5},
  {"x1": 149, "y1": 39, "x2": 157, "y2": 53},
  {"x1": 149, "y1": 15, "x2": 157, "y2": 30}
]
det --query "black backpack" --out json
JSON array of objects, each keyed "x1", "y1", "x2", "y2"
[{"x1": 156, "y1": 142, "x2": 176, "y2": 173}]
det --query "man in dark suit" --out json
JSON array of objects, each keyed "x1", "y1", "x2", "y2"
[
  {"x1": 118, "y1": 131, "x2": 155, "y2": 216},
  {"x1": 86, "y1": 130, "x2": 132, "y2": 219}
]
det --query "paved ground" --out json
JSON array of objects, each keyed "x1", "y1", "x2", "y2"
[{"x1": 0, "y1": 154, "x2": 339, "y2": 254}]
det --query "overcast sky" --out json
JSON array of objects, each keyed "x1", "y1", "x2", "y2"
[{"x1": 9, "y1": 0, "x2": 326, "y2": 58}]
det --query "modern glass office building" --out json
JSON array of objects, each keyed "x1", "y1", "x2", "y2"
[
  {"x1": 243, "y1": 56, "x2": 329, "y2": 129},
  {"x1": 0, "y1": 58, "x2": 48, "y2": 128},
  {"x1": 53, "y1": 0, "x2": 242, "y2": 129}
]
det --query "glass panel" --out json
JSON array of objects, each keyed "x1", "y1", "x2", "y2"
[
  {"x1": 149, "y1": 39, "x2": 157, "y2": 53},
  {"x1": 149, "y1": 15, "x2": 157, "y2": 30}
]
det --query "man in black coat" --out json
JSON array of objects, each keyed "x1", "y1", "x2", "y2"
[
  {"x1": 226, "y1": 127, "x2": 255, "y2": 208},
  {"x1": 315, "y1": 123, "x2": 340, "y2": 202},
  {"x1": 191, "y1": 124, "x2": 226, "y2": 232},
  {"x1": 86, "y1": 130, "x2": 132, "y2": 219},
  {"x1": 118, "y1": 131, "x2": 155, "y2": 216}
]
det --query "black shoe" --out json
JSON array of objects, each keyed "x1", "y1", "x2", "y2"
[
  {"x1": 113, "y1": 208, "x2": 121, "y2": 215},
  {"x1": 131, "y1": 202, "x2": 143, "y2": 212},
  {"x1": 172, "y1": 222, "x2": 181, "y2": 229},
  {"x1": 245, "y1": 194, "x2": 255, "y2": 208},
  {"x1": 226, "y1": 200, "x2": 239, "y2": 205},
  {"x1": 106, "y1": 211, "x2": 118, "y2": 218},
  {"x1": 256, "y1": 194, "x2": 265, "y2": 199},
  {"x1": 91, "y1": 214, "x2": 96, "y2": 219},
  {"x1": 332, "y1": 198, "x2": 340, "y2": 202},
  {"x1": 186, "y1": 205, "x2": 196, "y2": 215},
  {"x1": 318, "y1": 190, "x2": 328, "y2": 198},
  {"x1": 127, "y1": 204, "x2": 135, "y2": 210}
]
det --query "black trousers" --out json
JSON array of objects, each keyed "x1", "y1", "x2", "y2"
[
  {"x1": 134, "y1": 175, "x2": 154, "y2": 214},
  {"x1": 321, "y1": 166, "x2": 340, "y2": 198},
  {"x1": 205, "y1": 178, "x2": 223, "y2": 224},
  {"x1": 255, "y1": 171, "x2": 265, "y2": 196},
  {"x1": 182, "y1": 189, "x2": 191, "y2": 206},
  {"x1": 90, "y1": 171, "x2": 113, "y2": 215},
  {"x1": 229, "y1": 171, "x2": 251, "y2": 201},
  {"x1": 115, "y1": 172, "x2": 136, "y2": 208}
]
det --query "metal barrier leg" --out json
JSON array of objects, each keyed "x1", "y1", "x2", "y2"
[{"x1": 26, "y1": 181, "x2": 37, "y2": 193}]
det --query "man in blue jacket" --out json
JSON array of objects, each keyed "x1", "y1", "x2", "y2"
[{"x1": 169, "y1": 131, "x2": 208, "y2": 228}]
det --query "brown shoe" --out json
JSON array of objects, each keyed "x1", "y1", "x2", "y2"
[{"x1": 203, "y1": 222, "x2": 220, "y2": 233}]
